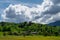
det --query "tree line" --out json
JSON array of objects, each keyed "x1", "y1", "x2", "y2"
[{"x1": 0, "y1": 22, "x2": 60, "y2": 36}]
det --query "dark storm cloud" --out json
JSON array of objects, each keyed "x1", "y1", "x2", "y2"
[
  {"x1": 51, "y1": 0, "x2": 60, "y2": 4},
  {"x1": 44, "y1": 5, "x2": 60, "y2": 14}
]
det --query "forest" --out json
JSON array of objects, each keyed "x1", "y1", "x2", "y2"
[{"x1": 0, "y1": 22, "x2": 60, "y2": 36}]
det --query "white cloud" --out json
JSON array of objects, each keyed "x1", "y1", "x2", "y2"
[{"x1": 2, "y1": 0, "x2": 60, "y2": 24}]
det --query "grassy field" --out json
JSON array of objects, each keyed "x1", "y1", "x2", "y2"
[{"x1": 0, "y1": 36, "x2": 60, "y2": 40}]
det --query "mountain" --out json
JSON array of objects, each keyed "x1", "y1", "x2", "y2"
[{"x1": 48, "y1": 21, "x2": 60, "y2": 26}]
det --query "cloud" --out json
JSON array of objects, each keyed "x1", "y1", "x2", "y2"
[
  {"x1": 2, "y1": 0, "x2": 60, "y2": 24},
  {"x1": 51, "y1": 0, "x2": 60, "y2": 4}
]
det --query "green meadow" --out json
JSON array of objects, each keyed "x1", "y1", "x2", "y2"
[{"x1": 0, "y1": 36, "x2": 60, "y2": 40}]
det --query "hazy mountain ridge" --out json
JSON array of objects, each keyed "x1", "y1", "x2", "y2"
[{"x1": 48, "y1": 21, "x2": 60, "y2": 26}]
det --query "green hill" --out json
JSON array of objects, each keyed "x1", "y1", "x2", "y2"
[{"x1": 0, "y1": 22, "x2": 60, "y2": 36}]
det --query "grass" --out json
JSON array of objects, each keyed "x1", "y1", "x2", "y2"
[{"x1": 0, "y1": 36, "x2": 60, "y2": 40}]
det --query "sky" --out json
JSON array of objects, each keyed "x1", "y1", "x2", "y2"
[{"x1": 0, "y1": 0, "x2": 60, "y2": 24}]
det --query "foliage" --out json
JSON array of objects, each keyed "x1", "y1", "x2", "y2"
[{"x1": 0, "y1": 22, "x2": 60, "y2": 36}]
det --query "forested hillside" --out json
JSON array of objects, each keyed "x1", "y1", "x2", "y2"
[{"x1": 0, "y1": 22, "x2": 60, "y2": 36}]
